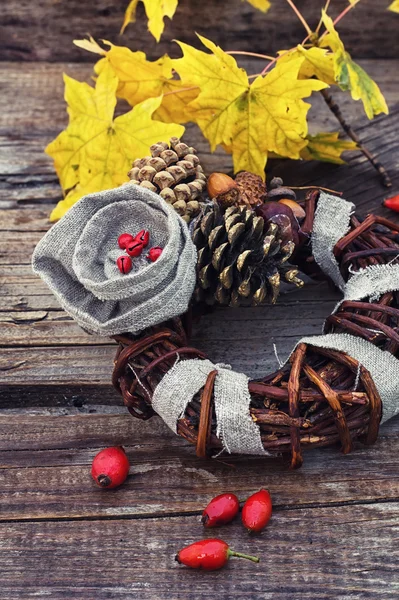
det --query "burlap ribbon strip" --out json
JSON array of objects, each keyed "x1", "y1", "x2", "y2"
[{"x1": 152, "y1": 359, "x2": 268, "y2": 455}]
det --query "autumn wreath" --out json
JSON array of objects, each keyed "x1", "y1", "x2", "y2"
[{"x1": 33, "y1": 138, "x2": 399, "y2": 469}]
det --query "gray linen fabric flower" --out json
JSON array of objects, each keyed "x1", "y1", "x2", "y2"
[{"x1": 32, "y1": 184, "x2": 197, "y2": 336}]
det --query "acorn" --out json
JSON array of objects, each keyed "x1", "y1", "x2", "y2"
[
  {"x1": 207, "y1": 173, "x2": 240, "y2": 209},
  {"x1": 279, "y1": 199, "x2": 306, "y2": 220}
]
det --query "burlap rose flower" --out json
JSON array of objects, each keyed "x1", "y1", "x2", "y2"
[{"x1": 32, "y1": 184, "x2": 197, "y2": 336}]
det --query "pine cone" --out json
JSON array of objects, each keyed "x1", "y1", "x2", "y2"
[
  {"x1": 128, "y1": 137, "x2": 207, "y2": 223},
  {"x1": 235, "y1": 171, "x2": 267, "y2": 207},
  {"x1": 192, "y1": 202, "x2": 303, "y2": 307}
]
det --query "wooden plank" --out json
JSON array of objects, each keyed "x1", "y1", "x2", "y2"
[
  {"x1": 0, "y1": 314, "x2": 113, "y2": 346},
  {"x1": 0, "y1": 284, "x2": 341, "y2": 386},
  {"x1": 0, "y1": 413, "x2": 397, "y2": 520},
  {"x1": 1, "y1": 0, "x2": 398, "y2": 62},
  {"x1": 0, "y1": 503, "x2": 398, "y2": 599},
  {"x1": 0, "y1": 284, "x2": 340, "y2": 346}
]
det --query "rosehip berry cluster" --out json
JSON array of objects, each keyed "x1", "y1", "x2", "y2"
[
  {"x1": 116, "y1": 230, "x2": 163, "y2": 274},
  {"x1": 176, "y1": 489, "x2": 272, "y2": 571}
]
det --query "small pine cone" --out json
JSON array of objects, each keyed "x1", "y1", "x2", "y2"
[
  {"x1": 128, "y1": 138, "x2": 207, "y2": 223},
  {"x1": 235, "y1": 171, "x2": 267, "y2": 208},
  {"x1": 192, "y1": 201, "x2": 303, "y2": 307}
]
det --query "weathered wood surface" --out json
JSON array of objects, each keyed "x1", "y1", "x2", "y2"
[
  {"x1": 0, "y1": 53, "x2": 399, "y2": 598},
  {"x1": 1, "y1": 0, "x2": 399, "y2": 62},
  {"x1": 0, "y1": 412, "x2": 398, "y2": 520},
  {"x1": 1, "y1": 503, "x2": 398, "y2": 600}
]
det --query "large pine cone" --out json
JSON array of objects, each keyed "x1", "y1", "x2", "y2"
[
  {"x1": 128, "y1": 137, "x2": 207, "y2": 223},
  {"x1": 192, "y1": 201, "x2": 303, "y2": 307}
]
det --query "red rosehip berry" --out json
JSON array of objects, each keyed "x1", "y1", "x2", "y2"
[
  {"x1": 91, "y1": 446, "x2": 130, "y2": 489},
  {"x1": 175, "y1": 539, "x2": 259, "y2": 571},
  {"x1": 118, "y1": 233, "x2": 134, "y2": 250},
  {"x1": 147, "y1": 246, "x2": 163, "y2": 262},
  {"x1": 383, "y1": 194, "x2": 399, "y2": 213},
  {"x1": 241, "y1": 489, "x2": 272, "y2": 533},
  {"x1": 201, "y1": 493, "x2": 240, "y2": 528},
  {"x1": 126, "y1": 240, "x2": 144, "y2": 257},
  {"x1": 116, "y1": 255, "x2": 132, "y2": 274},
  {"x1": 135, "y1": 229, "x2": 150, "y2": 247}
]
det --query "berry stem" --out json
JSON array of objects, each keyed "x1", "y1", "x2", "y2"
[
  {"x1": 320, "y1": 88, "x2": 392, "y2": 188},
  {"x1": 284, "y1": 0, "x2": 313, "y2": 36},
  {"x1": 228, "y1": 549, "x2": 260, "y2": 563}
]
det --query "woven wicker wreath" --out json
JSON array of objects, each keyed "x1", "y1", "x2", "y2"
[
  {"x1": 33, "y1": 139, "x2": 399, "y2": 469},
  {"x1": 111, "y1": 187, "x2": 399, "y2": 469}
]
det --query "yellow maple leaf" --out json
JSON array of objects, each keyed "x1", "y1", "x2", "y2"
[
  {"x1": 245, "y1": 0, "x2": 271, "y2": 12},
  {"x1": 121, "y1": 0, "x2": 178, "y2": 40},
  {"x1": 93, "y1": 41, "x2": 174, "y2": 106},
  {"x1": 153, "y1": 79, "x2": 200, "y2": 123},
  {"x1": 300, "y1": 132, "x2": 358, "y2": 164},
  {"x1": 75, "y1": 38, "x2": 195, "y2": 124},
  {"x1": 321, "y1": 11, "x2": 388, "y2": 119},
  {"x1": 46, "y1": 62, "x2": 184, "y2": 221},
  {"x1": 173, "y1": 36, "x2": 327, "y2": 178},
  {"x1": 388, "y1": 0, "x2": 399, "y2": 12},
  {"x1": 277, "y1": 46, "x2": 335, "y2": 85},
  {"x1": 295, "y1": 46, "x2": 335, "y2": 85}
]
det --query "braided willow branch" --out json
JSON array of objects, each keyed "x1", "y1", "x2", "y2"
[{"x1": 112, "y1": 192, "x2": 399, "y2": 468}]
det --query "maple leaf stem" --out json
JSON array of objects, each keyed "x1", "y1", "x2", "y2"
[
  {"x1": 226, "y1": 50, "x2": 275, "y2": 61},
  {"x1": 248, "y1": 73, "x2": 266, "y2": 79},
  {"x1": 315, "y1": 0, "x2": 331, "y2": 35},
  {"x1": 320, "y1": 88, "x2": 392, "y2": 188},
  {"x1": 284, "y1": 0, "x2": 313, "y2": 36},
  {"x1": 163, "y1": 86, "x2": 199, "y2": 96},
  {"x1": 318, "y1": 0, "x2": 361, "y2": 42}
]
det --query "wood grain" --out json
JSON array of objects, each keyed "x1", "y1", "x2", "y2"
[
  {"x1": 1, "y1": 0, "x2": 398, "y2": 62},
  {"x1": 0, "y1": 504, "x2": 398, "y2": 599},
  {"x1": 0, "y1": 413, "x2": 398, "y2": 521}
]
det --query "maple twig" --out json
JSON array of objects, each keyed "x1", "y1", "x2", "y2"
[
  {"x1": 226, "y1": 50, "x2": 275, "y2": 61},
  {"x1": 290, "y1": 185, "x2": 343, "y2": 196},
  {"x1": 318, "y1": 0, "x2": 361, "y2": 41},
  {"x1": 333, "y1": 0, "x2": 361, "y2": 27},
  {"x1": 320, "y1": 88, "x2": 392, "y2": 188},
  {"x1": 315, "y1": 0, "x2": 331, "y2": 34},
  {"x1": 284, "y1": 0, "x2": 313, "y2": 36}
]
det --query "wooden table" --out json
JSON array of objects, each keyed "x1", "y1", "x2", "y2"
[{"x1": 1, "y1": 2, "x2": 399, "y2": 596}]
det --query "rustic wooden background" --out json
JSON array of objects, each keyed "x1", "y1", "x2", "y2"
[{"x1": 1, "y1": 1, "x2": 399, "y2": 598}]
